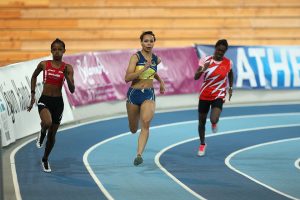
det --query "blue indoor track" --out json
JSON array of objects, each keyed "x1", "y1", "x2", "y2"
[{"x1": 13, "y1": 103, "x2": 300, "y2": 200}]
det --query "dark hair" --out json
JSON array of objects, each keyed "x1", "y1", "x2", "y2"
[
  {"x1": 51, "y1": 38, "x2": 65, "y2": 49},
  {"x1": 140, "y1": 31, "x2": 156, "y2": 42},
  {"x1": 215, "y1": 39, "x2": 228, "y2": 50}
]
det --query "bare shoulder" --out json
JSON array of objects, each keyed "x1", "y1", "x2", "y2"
[
  {"x1": 65, "y1": 63, "x2": 73, "y2": 68},
  {"x1": 131, "y1": 54, "x2": 139, "y2": 61},
  {"x1": 39, "y1": 60, "x2": 46, "y2": 65},
  {"x1": 65, "y1": 63, "x2": 73, "y2": 71},
  {"x1": 128, "y1": 54, "x2": 139, "y2": 66},
  {"x1": 37, "y1": 60, "x2": 46, "y2": 69},
  {"x1": 157, "y1": 56, "x2": 161, "y2": 64}
]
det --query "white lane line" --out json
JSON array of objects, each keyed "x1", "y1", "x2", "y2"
[
  {"x1": 84, "y1": 114, "x2": 300, "y2": 200},
  {"x1": 294, "y1": 158, "x2": 300, "y2": 170},
  {"x1": 225, "y1": 137, "x2": 300, "y2": 200},
  {"x1": 154, "y1": 138, "x2": 207, "y2": 200},
  {"x1": 156, "y1": 124, "x2": 300, "y2": 200},
  {"x1": 10, "y1": 139, "x2": 34, "y2": 200},
  {"x1": 10, "y1": 111, "x2": 300, "y2": 200},
  {"x1": 83, "y1": 132, "x2": 131, "y2": 200},
  {"x1": 82, "y1": 121, "x2": 197, "y2": 200}
]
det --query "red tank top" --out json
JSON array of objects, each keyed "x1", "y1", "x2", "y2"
[
  {"x1": 43, "y1": 60, "x2": 66, "y2": 87},
  {"x1": 198, "y1": 56, "x2": 232, "y2": 101}
]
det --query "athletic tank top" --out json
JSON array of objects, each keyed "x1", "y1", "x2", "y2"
[
  {"x1": 135, "y1": 51, "x2": 158, "y2": 79},
  {"x1": 198, "y1": 56, "x2": 232, "y2": 101},
  {"x1": 43, "y1": 60, "x2": 66, "y2": 87}
]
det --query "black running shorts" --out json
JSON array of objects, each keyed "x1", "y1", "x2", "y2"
[
  {"x1": 37, "y1": 95, "x2": 64, "y2": 124},
  {"x1": 198, "y1": 98, "x2": 223, "y2": 113}
]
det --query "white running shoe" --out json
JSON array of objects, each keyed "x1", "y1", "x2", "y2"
[
  {"x1": 36, "y1": 130, "x2": 46, "y2": 148},
  {"x1": 211, "y1": 123, "x2": 218, "y2": 133},
  {"x1": 41, "y1": 160, "x2": 51, "y2": 173}
]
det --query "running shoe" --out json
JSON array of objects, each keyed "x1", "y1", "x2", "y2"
[
  {"x1": 41, "y1": 160, "x2": 51, "y2": 173},
  {"x1": 211, "y1": 123, "x2": 218, "y2": 133},
  {"x1": 36, "y1": 129, "x2": 46, "y2": 148},
  {"x1": 133, "y1": 154, "x2": 143, "y2": 166},
  {"x1": 197, "y1": 144, "x2": 206, "y2": 157}
]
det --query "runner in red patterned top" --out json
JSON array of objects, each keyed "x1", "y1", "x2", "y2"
[
  {"x1": 194, "y1": 39, "x2": 234, "y2": 157},
  {"x1": 27, "y1": 38, "x2": 75, "y2": 173},
  {"x1": 198, "y1": 55, "x2": 232, "y2": 100}
]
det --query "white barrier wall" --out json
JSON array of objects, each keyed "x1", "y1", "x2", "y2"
[{"x1": 0, "y1": 57, "x2": 74, "y2": 147}]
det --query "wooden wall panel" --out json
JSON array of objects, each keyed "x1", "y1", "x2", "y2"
[
  {"x1": 0, "y1": 0, "x2": 299, "y2": 66},
  {"x1": 0, "y1": 0, "x2": 49, "y2": 7},
  {"x1": 48, "y1": 0, "x2": 300, "y2": 8},
  {"x1": 1, "y1": 29, "x2": 299, "y2": 41},
  {"x1": 1, "y1": 18, "x2": 299, "y2": 30},
  {"x1": 1, "y1": 8, "x2": 300, "y2": 19}
]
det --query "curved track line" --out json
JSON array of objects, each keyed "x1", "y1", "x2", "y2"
[
  {"x1": 83, "y1": 132, "x2": 132, "y2": 200},
  {"x1": 82, "y1": 121, "x2": 196, "y2": 200},
  {"x1": 156, "y1": 124, "x2": 300, "y2": 200},
  {"x1": 10, "y1": 104, "x2": 300, "y2": 200},
  {"x1": 10, "y1": 140, "x2": 33, "y2": 200},
  {"x1": 225, "y1": 137, "x2": 300, "y2": 200},
  {"x1": 295, "y1": 159, "x2": 300, "y2": 170},
  {"x1": 154, "y1": 137, "x2": 206, "y2": 200},
  {"x1": 85, "y1": 112, "x2": 300, "y2": 200}
]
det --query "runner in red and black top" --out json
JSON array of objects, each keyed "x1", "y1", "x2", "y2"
[
  {"x1": 27, "y1": 38, "x2": 75, "y2": 172},
  {"x1": 194, "y1": 39, "x2": 233, "y2": 157}
]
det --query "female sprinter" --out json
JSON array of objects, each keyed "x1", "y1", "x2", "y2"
[
  {"x1": 27, "y1": 38, "x2": 75, "y2": 172},
  {"x1": 194, "y1": 39, "x2": 233, "y2": 156},
  {"x1": 125, "y1": 31, "x2": 165, "y2": 166}
]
